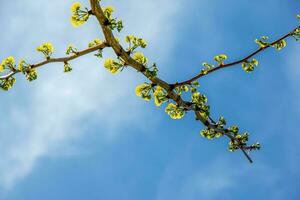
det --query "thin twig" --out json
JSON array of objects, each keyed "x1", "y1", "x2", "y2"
[
  {"x1": 172, "y1": 26, "x2": 300, "y2": 87},
  {"x1": 0, "y1": 43, "x2": 108, "y2": 80}
]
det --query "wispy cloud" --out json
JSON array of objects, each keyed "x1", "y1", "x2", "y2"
[
  {"x1": 286, "y1": 43, "x2": 300, "y2": 101},
  {"x1": 282, "y1": 43, "x2": 300, "y2": 175},
  {"x1": 156, "y1": 156, "x2": 282, "y2": 200}
]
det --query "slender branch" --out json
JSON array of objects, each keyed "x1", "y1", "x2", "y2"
[
  {"x1": 241, "y1": 149, "x2": 253, "y2": 163},
  {"x1": 0, "y1": 43, "x2": 108, "y2": 80},
  {"x1": 198, "y1": 112, "x2": 254, "y2": 163},
  {"x1": 90, "y1": 0, "x2": 255, "y2": 163},
  {"x1": 173, "y1": 25, "x2": 300, "y2": 87}
]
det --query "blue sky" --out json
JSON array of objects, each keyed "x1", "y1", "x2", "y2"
[{"x1": 0, "y1": 0, "x2": 299, "y2": 199}]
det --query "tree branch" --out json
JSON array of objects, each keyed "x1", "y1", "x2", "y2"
[
  {"x1": 3, "y1": 1, "x2": 285, "y2": 163},
  {"x1": 0, "y1": 43, "x2": 108, "y2": 80},
  {"x1": 172, "y1": 25, "x2": 300, "y2": 87},
  {"x1": 90, "y1": 0, "x2": 255, "y2": 163}
]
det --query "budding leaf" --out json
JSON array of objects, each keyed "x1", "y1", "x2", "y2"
[
  {"x1": 214, "y1": 54, "x2": 228, "y2": 65},
  {"x1": 272, "y1": 39, "x2": 287, "y2": 51},
  {"x1": 255, "y1": 36, "x2": 269, "y2": 48},
  {"x1": 242, "y1": 58, "x2": 259, "y2": 73},
  {"x1": 165, "y1": 103, "x2": 185, "y2": 119}
]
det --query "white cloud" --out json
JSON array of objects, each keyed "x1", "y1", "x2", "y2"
[
  {"x1": 0, "y1": 0, "x2": 182, "y2": 189},
  {"x1": 156, "y1": 157, "x2": 281, "y2": 200},
  {"x1": 286, "y1": 43, "x2": 300, "y2": 101},
  {"x1": 179, "y1": 167, "x2": 234, "y2": 200},
  {"x1": 282, "y1": 43, "x2": 300, "y2": 175}
]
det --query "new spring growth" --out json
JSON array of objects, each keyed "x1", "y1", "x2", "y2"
[
  {"x1": 200, "y1": 128, "x2": 223, "y2": 140},
  {"x1": 133, "y1": 52, "x2": 148, "y2": 65},
  {"x1": 135, "y1": 83, "x2": 152, "y2": 101},
  {"x1": 242, "y1": 58, "x2": 259, "y2": 73},
  {"x1": 103, "y1": 58, "x2": 123, "y2": 74},
  {"x1": 64, "y1": 62, "x2": 72, "y2": 73},
  {"x1": 255, "y1": 34, "x2": 287, "y2": 51},
  {"x1": 0, "y1": 56, "x2": 17, "y2": 91},
  {"x1": 88, "y1": 39, "x2": 103, "y2": 48},
  {"x1": 153, "y1": 86, "x2": 168, "y2": 106},
  {"x1": 174, "y1": 85, "x2": 189, "y2": 96},
  {"x1": 124, "y1": 35, "x2": 157, "y2": 77},
  {"x1": 272, "y1": 39, "x2": 287, "y2": 51},
  {"x1": 255, "y1": 36, "x2": 270, "y2": 48},
  {"x1": 88, "y1": 39, "x2": 104, "y2": 58},
  {"x1": 18, "y1": 59, "x2": 38, "y2": 81},
  {"x1": 102, "y1": 6, "x2": 123, "y2": 32},
  {"x1": 294, "y1": 13, "x2": 300, "y2": 35},
  {"x1": 200, "y1": 117, "x2": 226, "y2": 140},
  {"x1": 214, "y1": 54, "x2": 228, "y2": 65},
  {"x1": 135, "y1": 83, "x2": 168, "y2": 106},
  {"x1": 0, "y1": 77, "x2": 16, "y2": 91},
  {"x1": 125, "y1": 35, "x2": 147, "y2": 53},
  {"x1": 191, "y1": 92, "x2": 210, "y2": 120},
  {"x1": 201, "y1": 62, "x2": 214, "y2": 75},
  {"x1": 0, "y1": 56, "x2": 15, "y2": 72},
  {"x1": 66, "y1": 45, "x2": 78, "y2": 55},
  {"x1": 36, "y1": 42, "x2": 54, "y2": 59},
  {"x1": 25, "y1": 68, "x2": 38, "y2": 82},
  {"x1": 165, "y1": 103, "x2": 185, "y2": 119},
  {"x1": 70, "y1": 2, "x2": 90, "y2": 27},
  {"x1": 198, "y1": 54, "x2": 228, "y2": 76}
]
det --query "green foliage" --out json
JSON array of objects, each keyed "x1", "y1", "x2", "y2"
[
  {"x1": 292, "y1": 28, "x2": 300, "y2": 40},
  {"x1": 218, "y1": 116, "x2": 226, "y2": 127},
  {"x1": 66, "y1": 45, "x2": 78, "y2": 55},
  {"x1": 0, "y1": 77, "x2": 16, "y2": 91},
  {"x1": 135, "y1": 83, "x2": 168, "y2": 106},
  {"x1": 144, "y1": 63, "x2": 158, "y2": 78},
  {"x1": 228, "y1": 133, "x2": 249, "y2": 152},
  {"x1": 165, "y1": 103, "x2": 185, "y2": 119},
  {"x1": 103, "y1": 58, "x2": 124, "y2": 74},
  {"x1": 200, "y1": 116, "x2": 228, "y2": 140},
  {"x1": 241, "y1": 58, "x2": 259, "y2": 73},
  {"x1": 70, "y1": 2, "x2": 90, "y2": 27},
  {"x1": 272, "y1": 39, "x2": 287, "y2": 51},
  {"x1": 24, "y1": 68, "x2": 38, "y2": 82},
  {"x1": 18, "y1": 59, "x2": 38, "y2": 82},
  {"x1": 201, "y1": 62, "x2": 214, "y2": 75},
  {"x1": 174, "y1": 85, "x2": 189, "y2": 95},
  {"x1": 191, "y1": 92, "x2": 210, "y2": 120},
  {"x1": 133, "y1": 52, "x2": 148, "y2": 65},
  {"x1": 189, "y1": 81, "x2": 200, "y2": 93},
  {"x1": 88, "y1": 39, "x2": 103, "y2": 48},
  {"x1": 250, "y1": 142, "x2": 261, "y2": 150},
  {"x1": 102, "y1": 6, "x2": 123, "y2": 32},
  {"x1": 229, "y1": 125, "x2": 239, "y2": 134},
  {"x1": 124, "y1": 35, "x2": 158, "y2": 78},
  {"x1": 214, "y1": 54, "x2": 228, "y2": 65},
  {"x1": 0, "y1": 56, "x2": 16, "y2": 72},
  {"x1": 64, "y1": 62, "x2": 72, "y2": 73},
  {"x1": 36, "y1": 42, "x2": 54, "y2": 59},
  {"x1": 125, "y1": 35, "x2": 147, "y2": 53},
  {"x1": 255, "y1": 36, "x2": 270, "y2": 48},
  {"x1": 199, "y1": 54, "x2": 228, "y2": 75},
  {"x1": 153, "y1": 86, "x2": 168, "y2": 106},
  {"x1": 200, "y1": 128, "x2": 223, "y2": 140},
  {"x1": 135, "y1": 82, "x2": 152, "y2": 101},
  {"x1": 88, "y1": 39, "x2": 104, "y2": 58}
]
